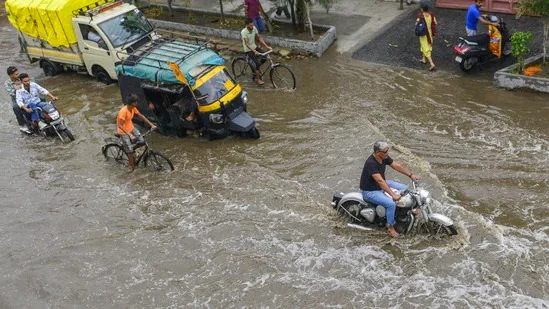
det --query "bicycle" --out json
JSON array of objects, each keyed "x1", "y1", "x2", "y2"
[
  {"x1": 102, "y1": 129, "x2": 174, "y2": 171},
  {"x1": 231, "y1": 49, "x2": 296, "y2": 90}
]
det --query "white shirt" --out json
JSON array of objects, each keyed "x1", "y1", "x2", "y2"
[{"x1": 16, "y1": 82, "x2": 49, "y2": 108}]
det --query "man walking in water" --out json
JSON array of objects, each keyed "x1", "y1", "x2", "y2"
[{"x1": 360, "y1": 141, "x2": 421, "y2": 238}]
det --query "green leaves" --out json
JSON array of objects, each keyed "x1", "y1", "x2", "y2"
[
  {"x1": 511, "y1": 32, "x2": 533, "y2": 58},
  {"x1": 511, "y1": 32, "x2": 533, "y2": 72},
  {"x1": 516, "y1": 0, "x2": 549, "y2": 18}
]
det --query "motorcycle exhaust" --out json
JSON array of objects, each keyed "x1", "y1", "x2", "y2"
[{"x1": 347, "y1": 223, "x2": 374, "y2": 231}]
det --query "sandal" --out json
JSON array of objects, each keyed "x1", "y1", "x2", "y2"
[
  {"x1": 428, "y1": 65, "x2": 436, "y2": 71},
  {"x1": 419, "y1": 59, "x2": 427, "y2": 64}
]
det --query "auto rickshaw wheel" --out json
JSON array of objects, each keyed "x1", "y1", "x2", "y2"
[{"x1": 246, "y1": 128, "x2": 260, "y2": 139}]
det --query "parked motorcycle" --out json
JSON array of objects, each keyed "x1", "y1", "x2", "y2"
[
  {"x1": 331, "y1": 181, "x2": 458, "y2": 236},
  {"x1": 454, "y1": 15, "x2": 512, "y2": 72},
  {"x1": 23, "y1": 99, "x2": 75, "y2": 143}
]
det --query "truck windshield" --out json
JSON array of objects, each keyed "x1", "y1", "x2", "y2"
[
  {"x1": 98, "y1": 9, "x2": 153, "y2": 48},
  {"x1": 193, "y1": 70, "x2": 235, "y2": 105}
]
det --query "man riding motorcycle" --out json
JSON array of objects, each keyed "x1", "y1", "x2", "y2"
[
  {"x1": 360, "y1": 141, "x2": 421, "y2": 238},
  {"x1": 15, "y1": 73, "x2": 58, "y2": 129}
]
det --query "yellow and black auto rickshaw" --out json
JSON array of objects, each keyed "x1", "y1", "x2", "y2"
[{"x1": 115, "y1": 38, "x2": 258, "y2": 140}]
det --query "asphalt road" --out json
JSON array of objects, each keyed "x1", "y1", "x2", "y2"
[{"x1": 352, "y1": 6, "x2": 545, "y2": 73}]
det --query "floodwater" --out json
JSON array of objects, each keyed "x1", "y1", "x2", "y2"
[{"x1": 1, "y1": 16, "x2": 549, "y2": 309}]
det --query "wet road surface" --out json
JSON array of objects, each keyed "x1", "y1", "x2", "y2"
[{"x1": 1, "y1": 14, "x2": 549, "y2": 308}]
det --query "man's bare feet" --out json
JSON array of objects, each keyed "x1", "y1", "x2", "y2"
[{"x1": 387, "y1": 226, "x2": 399, "y2": 238}]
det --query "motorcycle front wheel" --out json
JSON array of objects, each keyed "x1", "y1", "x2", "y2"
[
  {"x1": 60, "y1": 129, "x2": 75, "y2": 142},
  {"x1": 430, "y1": 222, "x2": 458, "y2": 236}
]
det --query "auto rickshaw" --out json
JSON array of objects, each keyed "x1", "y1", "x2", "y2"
[{"x1": 115, "y1": 38, "x2": 259, "y2": 140}]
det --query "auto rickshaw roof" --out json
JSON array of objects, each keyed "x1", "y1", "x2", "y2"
[{"x1": 115, "y1": 38, "x2": 224, "y2": 87}]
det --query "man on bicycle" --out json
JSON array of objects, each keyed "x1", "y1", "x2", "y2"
[
  {"x1": 241, "y1": 17, "x2": 271, "y2": 85},
  {"x1": 117, "y1": 94, "x2": 157, "y2": 169}
]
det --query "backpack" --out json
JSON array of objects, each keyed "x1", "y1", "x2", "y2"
[{"x1": 415, "y1": 17, "x2": 427, "y2": 37}]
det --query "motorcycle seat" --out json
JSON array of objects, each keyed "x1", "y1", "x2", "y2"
[{"x1": 462, "y1": 34, "x2": 490, "y2": 46}]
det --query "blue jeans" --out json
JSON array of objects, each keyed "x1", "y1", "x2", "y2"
[
  {"x1": 362, "y1": 180, "x2": 408, "y2": 226},
  {"x1": 26, "y1": 102, "x2": 47, "y2": 122},
  {"x1": 253, "y1": 16, "x2": 265, "y2": 33}
]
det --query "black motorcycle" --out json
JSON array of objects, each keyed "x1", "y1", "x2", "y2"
[
  {"x1": 454, "y1": 15, "x2": 512, "y2": 72},
  {"x1": 23, "y1": 99, "x2": 75, "y2": 143}
]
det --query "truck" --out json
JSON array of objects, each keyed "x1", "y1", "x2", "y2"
[{"x1": 5, "y1": 0, "x2": 159, "y2": 84}]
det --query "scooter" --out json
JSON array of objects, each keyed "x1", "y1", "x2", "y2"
[
  {"x1": 331, "y1": 181, "x2": 458, "y2": 236},
  {"x1": 23, "y1": 99, "x2": 75, "y2": 143},
  {"x1": 454, "y1": 15, "x2": 512, "y2": 72}
]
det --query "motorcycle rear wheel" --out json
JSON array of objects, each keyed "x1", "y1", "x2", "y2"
[
  {"x1": 459, "y1": 58, "x2": 475, "y2": 72},
  {"x1": 338, "y1": 201, "x2": 363, "y2": 222},
  {"x1": 502, "y1": 41, "x2": 512, "y2": 56}
]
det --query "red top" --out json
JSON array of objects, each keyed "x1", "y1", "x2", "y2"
[{"x1": 245, "y1": 0, "x2": 260, "y2": 18}]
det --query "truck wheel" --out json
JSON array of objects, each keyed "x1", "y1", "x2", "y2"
[
  {"x1": 96, "y1": 70, "x2": 113, "y2": 85},
  {"x1": 43, "y1": 61, "x2": 59, "y2": 77}
]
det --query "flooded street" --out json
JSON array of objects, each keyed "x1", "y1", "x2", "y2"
[{"x1": 1, "y1": 16, "x2": 549, "y2": 309}]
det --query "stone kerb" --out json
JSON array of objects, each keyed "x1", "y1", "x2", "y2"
[
  {"x1": 494, "y1": 54, "x2": 549, "y2": 93},
  {"x1": 147, "y1": 7, "x2": 336, "y2": 57}
]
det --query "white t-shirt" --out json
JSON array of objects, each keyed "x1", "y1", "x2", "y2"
[{"x1": 241, "y1": 26, "x2": 258, "y2": 52}]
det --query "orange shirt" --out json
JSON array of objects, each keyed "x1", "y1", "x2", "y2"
[{"x1": 116, "y1": 105, "x2": 140, "y2": 134}]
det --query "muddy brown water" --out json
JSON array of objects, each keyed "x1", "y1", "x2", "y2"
[{"x1": 1, "y1": 16, "x2": 548, "y2": 308}]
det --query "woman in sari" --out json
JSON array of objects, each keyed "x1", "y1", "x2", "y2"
[{"x1": 416, "y1": 3, "x2": 437, "y2": 71}]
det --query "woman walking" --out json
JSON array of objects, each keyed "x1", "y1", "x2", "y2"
[{"x1": 416, "y1": 3, "x2": 437, "y2": 71}]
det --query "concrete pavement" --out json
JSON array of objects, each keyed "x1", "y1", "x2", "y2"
[{"x1": 150, "y1": 0, "x2": 415, "y2": 55}]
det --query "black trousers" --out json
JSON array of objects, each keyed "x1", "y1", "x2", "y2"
[{"x1": 245, "y1": 47, "x2": 264, "y2": 78}]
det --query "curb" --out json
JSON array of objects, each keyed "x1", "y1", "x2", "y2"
[
  {"x1": 494, "y1": 54, "x2": 549, "y2": 93},
  {"x1": 147, "y1": 7, "x2": 337, "y2": 57}
]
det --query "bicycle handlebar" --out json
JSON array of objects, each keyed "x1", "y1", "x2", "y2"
[
  {"x1": 257, "y1": 49, "x2": 274, "y2": 56},
  {"x1": 142, "y1": 128, "x2": 156, "y2": 137}
]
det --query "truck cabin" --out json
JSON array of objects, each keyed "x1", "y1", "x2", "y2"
[{"x1": 74, "y1": 0, "x2": 154, "y2": 52}]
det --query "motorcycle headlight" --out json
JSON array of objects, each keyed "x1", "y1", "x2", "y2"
[
  {"x1": 209, "y1": 113, "x2": 224, "y2": 124},
  {"x1": 418, "y1": 189, "x2": 430, "y2": 205},
  {"x1": 49, "y1": 111, "x2": 59, "y2": 120},
  {"x1": 241, "y1": 91, "x2": 249, "y2": 104}
]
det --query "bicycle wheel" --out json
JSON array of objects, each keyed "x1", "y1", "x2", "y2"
[
  {"x1": 270, "y1": 64, "x2": 296, "y2": 90},
  {"x1": 102, "y1": 144, "x2": 129, "y2": 166},
  {"x1": 144, "y1": 152, "x2": 174, "y2": 171},
  {"x1": 232, "y1": 57, "x2": 254, "y2": 82}
]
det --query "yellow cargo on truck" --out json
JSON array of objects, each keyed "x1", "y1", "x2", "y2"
[{"x1": 5, "y1": 0, "x2": 159, "y2": 84}]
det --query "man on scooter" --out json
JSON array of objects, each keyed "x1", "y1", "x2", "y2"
[
  {"x1": 360, "y1": 141, "x2": 421, "y2": 238},
  {"x1": 465, "y1": 0, "x2": 498, "y2": 36},
  {"x1": 15, "y1": 73, "x2": 58, "y2": 129}
]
